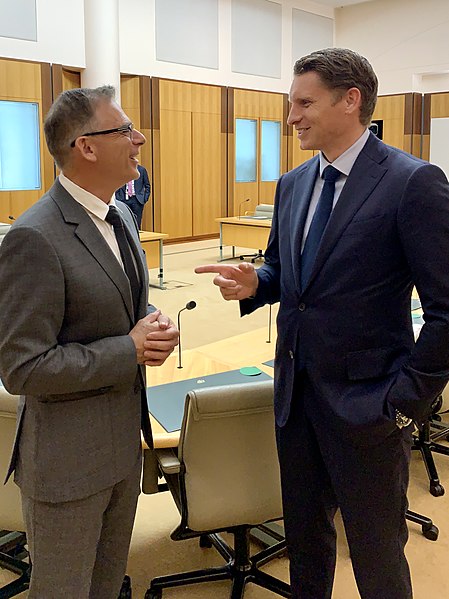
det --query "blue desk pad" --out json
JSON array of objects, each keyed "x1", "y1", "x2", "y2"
[
  {"x1": 263, "y1": 359, "x2": 275, "y2": 368},
  {"x1": 147, "y1": 369, "x2": 273, "y2": 433}
]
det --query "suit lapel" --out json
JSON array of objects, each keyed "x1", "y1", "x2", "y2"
[
  {"x1": 290, "y1": 157, "x2": 319, "y2": 291},
  {"x1": 301, "y1": 135, "x2": 388, "y2": 293},
  {"x1": 50, "y1": 181, "x2": 135, "y2": 323}
]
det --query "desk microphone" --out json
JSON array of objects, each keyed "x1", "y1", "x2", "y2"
[
  {"x1": 177, "y1": 301, "x2": 197, "y2": 369},
  {"x1": 8, "y1": 216, "x2": 15, "y2": 221},
  {"x1": 238, "y1": 198, "x2": 250, "y2": 220}
]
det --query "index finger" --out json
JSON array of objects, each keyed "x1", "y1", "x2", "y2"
[{"x1": 195, "y1": 264, "x2": 230, "y2": 275}]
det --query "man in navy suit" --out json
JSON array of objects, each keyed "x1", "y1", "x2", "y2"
[
  {"x1": 115, "y1": 163, "x2": 150, "y2": 228},
  {"x1": 196, "y1": 48, "x2": 449, "y2": 598}
]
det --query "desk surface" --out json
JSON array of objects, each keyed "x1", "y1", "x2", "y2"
[
  {"x1": 146, "y1": 327, "x2": 276, "y2": 448},
  {"x1": 216, "y1": 216, "x2": 272, "y2": 228},
  {"x1": 139, "y1": 231, "x2": 168, "y2": 242}
]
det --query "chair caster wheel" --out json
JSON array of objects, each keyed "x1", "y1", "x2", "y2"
[
  {"x1": 199, "y1": 534, "x2": 213, "y2": 548},
  {"x1": 145, "y1": 589, "x2": 162, "y2": 599},
  {"x1": 430, "y1": 483, "x2": 445, "y2": 497},
  {"x1": 422, "y1": 524, "x2": 439, "y2": 541}
]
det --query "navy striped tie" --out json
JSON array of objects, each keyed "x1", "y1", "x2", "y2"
[{"x1": 300, "y1": 165, "x2": 341, "y2": 289}]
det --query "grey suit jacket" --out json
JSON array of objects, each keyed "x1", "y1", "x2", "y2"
[{"x1": 0, "y1": 179, "x2": 151, "y2": 503}]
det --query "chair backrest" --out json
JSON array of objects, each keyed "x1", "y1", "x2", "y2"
[
  {"x1": 0, "y1": 223, "x2": 11, "y2": 247},
  {"x1": 254, "y1": 204, "x2": 274, "y2": 219},
  {"x1": 0, "y1": 385, "x2": 25, "y2": 531},
  {"x1": 178, "y1": 380, "x2": 282, "y2": 532}
]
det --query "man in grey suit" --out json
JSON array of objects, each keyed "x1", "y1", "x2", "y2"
[
  {"x1": 196, "y1": 48, "x2": 449, "y2": 598},
  {"x1": 0, "y1": 86, "x2": 179, "y2": 598}
]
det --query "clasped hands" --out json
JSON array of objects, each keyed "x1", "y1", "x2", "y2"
[{"x1": 130, "y1": 310, "x2": 179, "y2": 366}]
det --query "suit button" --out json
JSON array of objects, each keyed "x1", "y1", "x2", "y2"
[
  {"x1": 298, "y1": 303, "x2": 306, "y2": 311},
  {"x1": 289, "y1": 350, "x2": 294, "y2": 359}
]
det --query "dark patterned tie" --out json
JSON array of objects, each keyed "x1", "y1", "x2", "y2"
[
  {"x1": 105, "y1": 205, "x2": 141, "y2": 320},
  {"x1": 300, "y1": 165, "x2": 341, "y2": 289}
]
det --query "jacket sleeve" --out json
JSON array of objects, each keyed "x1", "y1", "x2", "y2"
[
  {"x1": 0, "y1": 225, "x2": 137, "y2": 398},
  {"x1": 240, "y1": 176, "x2": 283, "y2": 317},
  {"x1": 387, "y1": 163, "x2": 449, "y2": 422}
]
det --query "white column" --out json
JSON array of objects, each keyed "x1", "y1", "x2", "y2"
[{"x1": 82, "y1": 0, "x2": 121, "y2": 102}]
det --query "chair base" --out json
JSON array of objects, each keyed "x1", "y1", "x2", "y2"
[
  {"x1": 405, "y1": 510, "x2": 439, "y2": 541},
  {"x1": 0, "y1": 531, "x2": 30, "y2": 599},
  {"x1": 239, "y1": 250, "x2": 264, "y2": 264},
  {"x1": 412, "y1": 416, "x2": 449, "y2": 496},
  {"x1": 145, "y1": 527, "x2": 291, "y2": 598}
]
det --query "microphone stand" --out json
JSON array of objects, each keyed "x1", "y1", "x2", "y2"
[
  {"x1": 238, "y1": 198, "x2": 251, "y2": 220},
  {"x1": 266, "y1": 304, "x2": 272, "y2": 343},
  {"x1": 177, "y1": 301, "x2": 197, "y2": 369},
  {"x1": 177, "y1": 309, "x2": 185, "y2": 369}
]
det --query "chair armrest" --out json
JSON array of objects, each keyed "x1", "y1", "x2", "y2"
[{"x1": 157, "y1": 449, "x2": 181, "y2": 474}]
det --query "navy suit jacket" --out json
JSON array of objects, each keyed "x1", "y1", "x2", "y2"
[
  {"x1": 116, "y1": 164, "x2": 151, "y2": 206},
  {"x1": 241, "y1": 133, "x2": 449, "y2": 438}
]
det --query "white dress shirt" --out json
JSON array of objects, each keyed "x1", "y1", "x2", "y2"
[
  {"x1": 59, "y1": 173, "x2": 123, "y2": 268},
  {"x1": 301, "y1": 128, "x2": 370, "y2": 250}
]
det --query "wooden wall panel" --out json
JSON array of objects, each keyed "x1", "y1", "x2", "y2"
[
  {"x1": 0, "y1": 58, "x2": 53, "y2": 221},
  {"x1": 159, "y1": 109, "x2": 192, "y2": 238},
  {"x1": 159, "y1": 80, "x2": 192, "y2": 112},
  {"x1": 154, "y1": 79, "x2": 226, "y2": 241},
  {"x1": 372, "y1": 94, "x2": 406, "y2": 151},
  {"x1": 288, "y1": 133, "x2": 314, "y2": 170},
  {"x1": 120, "y1": 74, "x2": 154, "y2": 231},
  {"x1": 429, "y1": 92, "x2": 449, "y2": 118},
  {"x1": 192, "y1": 112, "x2": 222, "y2": 236}
]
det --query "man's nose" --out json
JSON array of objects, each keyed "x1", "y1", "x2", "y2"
[{"x1": 132, "y1": 129, "x2": 146, "y2": 145}]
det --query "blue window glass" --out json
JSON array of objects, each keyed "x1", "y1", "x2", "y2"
[
  {"x1": 261, "y1": 120, "x2": 281, "y2": 181},
  {"x1": 0, "y1": 101, "x2": 41, "y2": 191},
  {"x1": 235, "y1": 118, "x2": 257, "y2": 182}
]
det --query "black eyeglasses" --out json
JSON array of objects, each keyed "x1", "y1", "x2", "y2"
[{"x1": 70, "y1": 123, "x2": 134, "y2": 147}]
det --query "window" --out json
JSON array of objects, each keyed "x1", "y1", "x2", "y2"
[
  {"x1": 0, "y1": 100, "x2": 41, "y2": 191},
  {"x1": 261, "y1": 120, "x2": 280, "y2": 181},
  {"x1": 235, "y1": 118, "x2": 257, "y2": 182}
]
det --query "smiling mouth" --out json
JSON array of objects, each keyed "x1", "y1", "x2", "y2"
[{"x1": 297, "y1": 128, "x2": 310, "y2": 137}]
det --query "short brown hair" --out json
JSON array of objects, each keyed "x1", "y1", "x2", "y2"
[
  {"x1": 293, "y1": 48, "x2": 378, "y2": 126},
  {"x1": 44, "y1": 85, "x2": 116, "y2": 169}
]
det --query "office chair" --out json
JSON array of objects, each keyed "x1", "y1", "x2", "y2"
[
  {"x1": 0, "y1": 386, "x2": 30, "y2": 598},
  {"x1": 412, "y1": 387, "x2": 449, "y2": 497},
  {"x1": 143, "y1": 380, "x2": 291, "y2": 598},
  {"x1": 239, "y1": 204, "x2": 274, "y2": 263}
]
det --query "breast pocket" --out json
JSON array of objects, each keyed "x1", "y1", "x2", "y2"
[{"x1": 342, "y1": 214, "x2": 386, "y2": 238}]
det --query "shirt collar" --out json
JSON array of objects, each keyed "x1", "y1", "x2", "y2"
[
  {"x1": 59, "y1": 173, "x2": 116, "y2": 220},
  {"x1": 319, "y1": 128, "x2": 370, "y2": 177}
]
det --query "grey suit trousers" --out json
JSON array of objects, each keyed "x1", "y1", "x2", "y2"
[{"x1": 21, "y1": 453, "x2": 142, "y2": 599}]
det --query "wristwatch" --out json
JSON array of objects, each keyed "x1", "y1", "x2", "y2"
[{"x1": 395, "y1": 409, "x2": 413, "y2": 429}]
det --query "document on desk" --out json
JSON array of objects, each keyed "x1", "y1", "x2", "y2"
[
  {"x1": 147, "y1": 369, "x2": 272, "y2": 432},
  {"x1": 239, "y1": 215, "x2": 270, "y2": 220}
]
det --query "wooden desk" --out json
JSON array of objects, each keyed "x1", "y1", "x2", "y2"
[
  {"x1": 215, "y1": 217, "x2": 272, "y2": 261},
  {"x1": 146, "y1": 327, "x2": 276, "y2": 449},
  {"x1": 139, "y1": 231, "x2": 168, "y2": 289}
]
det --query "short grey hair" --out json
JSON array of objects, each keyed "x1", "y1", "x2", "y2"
[
  {"x1": 293, "y1": 48, "x2": 378, "y2": 126},
  {"x1": 44, "y1": 85, "x2": 116, "y2": 169}
]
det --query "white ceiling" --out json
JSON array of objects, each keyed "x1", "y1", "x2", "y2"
[{"x1": 313, "y1": 0, "x2": 373, "y2": 7}]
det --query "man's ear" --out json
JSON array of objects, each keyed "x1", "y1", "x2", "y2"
[
  {"x1": 74, "y1": 137, "x2": 98, "y2": 163},
  {"x1": 344, "y1": 87, "x2": 362, "y2": 116}
]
